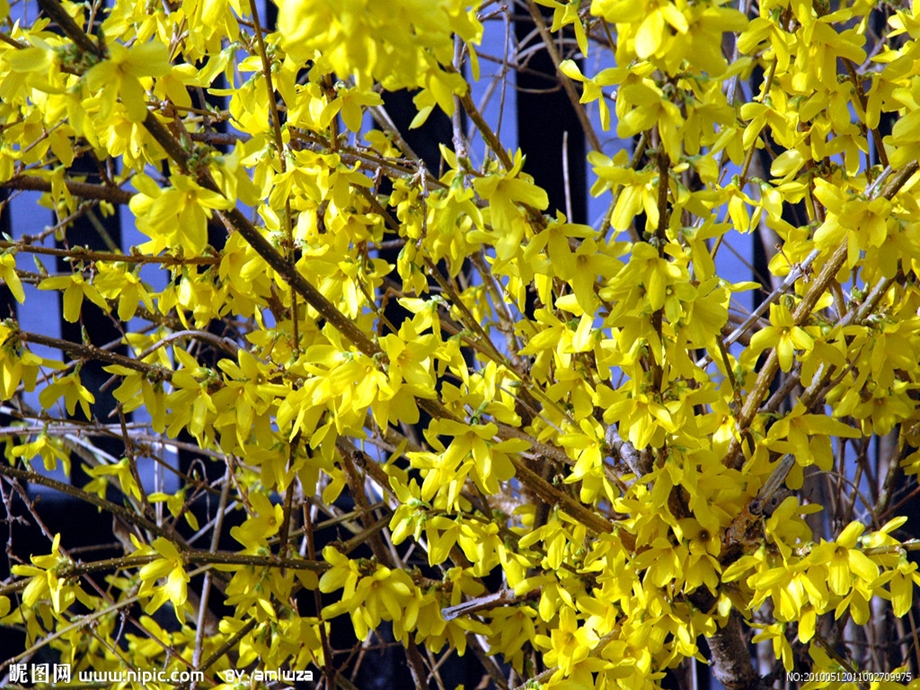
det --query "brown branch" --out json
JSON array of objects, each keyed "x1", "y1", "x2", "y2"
[
  {"x1": 509, "y1": 454, "x2": 614, "y2": 535},
  {"x1": 302, "y1": 499, "x2": 337, "y2": 690},
  {"x1": 142, "y1": 111, "x2": 197, "y2": 173},
  {"x1": 20, "y1": 330, "x2": 172, "y2": 378},
  {"x1": 345, "y1": 439, "x2": 397, "y2": 500},
  {"x1": 338, "y1": 511, "x2": 393, "y2": 557},
  {"x1": 709, "y1": 612, "x2": 774, "y2": 690},
  {"x1": 336, "y1": 439, "x2": 390, "y2": 563},
  {"x1": 0, "y1": 548, "x2": 328, "y2": 600},
  {"x1": 0, "y1": 462, "x2": 172, "y2": 540},
  {"x1": 198, "y1": 617, "x2": 258, "y2": 673},
  {"x1": 405, "y1": 639, "x2": 431, "y2": 690},
  {"x1": 0, "y1": 32, "x2": 27, "y2": 49},
  {"x1": 219, "y1": 206, "x2": 383, "y2": 357},
  {"x1": 0, "y1": 240, "x2": 219, "y2": 265},
  {"x1": 2, "y1": 176, "x2": 134, "y2": 205},
  {"x1": 189, "y1": 131, "x2": 242, "y2": 147},
  {"x1": 36, "y1": 0, "x2": 104, "y2": 59},
  {"x1": 458, "y1": 86, "x2": 514, "y2": 170},
  {"x1": 33, "y1": 0, "x2": 632, "y2": 557},
  {"x1": 723, "y1": 161, "x2": 919, "y2": 469},
  {"x1": 138, "y1": 110, "x2": 384, "y2": 358}
]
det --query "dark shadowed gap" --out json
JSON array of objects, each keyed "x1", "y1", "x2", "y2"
[{"x1": 514, "y1": 7, "x2": 586, "y2": 226}]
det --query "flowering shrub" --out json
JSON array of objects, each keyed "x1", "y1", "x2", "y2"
[{"x1": 0, "y1": 0, "x2": 919, "y2": 688}]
